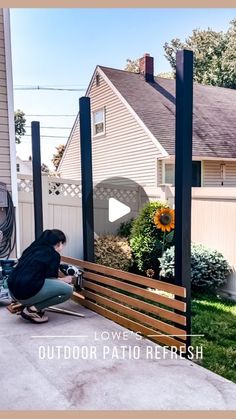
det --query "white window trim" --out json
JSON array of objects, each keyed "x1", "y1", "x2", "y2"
[
  {"x1": 201, "y1": 160, "x2": 204, "y2": 187},
  {"x1": 92, "y1": 107, "x2": 106, "y2": 137},
  {"x1": 162, "y1": 160, "x2": 203, "y2": 186}
]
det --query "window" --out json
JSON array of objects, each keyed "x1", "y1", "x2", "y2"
[
  {"x1": 192, "y1": 161, "x2": 202, "y2": 187},
  {"x1": 164, "y1": 164, "x2": 175, "y2": 184},
  {"x1": 16, "y1": 163, "x2": 20, "y2": 172},
  {"x1": 93, "y1": 108, "x2": 105, "y2": 136},
  {"x1": 163, "y1": 161, "x2": 202, "y2": 186}
]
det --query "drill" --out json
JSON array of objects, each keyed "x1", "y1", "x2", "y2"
[{"x1": 59, "y1": 263, "x2": 84, "y2": 292}]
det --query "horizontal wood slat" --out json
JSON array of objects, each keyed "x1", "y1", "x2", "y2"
[
  {"x1": 83, "y1": 271, "x2": 186, "y2": 312},
  {"x1": 83, "y1": 289, "x2": 186, "y2": 340},
  {"x1": 83, "y1": 280, "x2": 186, "y2": 326},
  {"x1": 62, "y1": 256, "x2": 186, "y2": 297},
  {"x1": 77, "y1": 298, "x2": 186, "y2": 351},
  {"x1": 63, "y1": 255, "x2": 187, "y2": 350}
]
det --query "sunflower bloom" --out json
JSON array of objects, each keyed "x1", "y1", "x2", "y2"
[
  {"x1": 146, "y1": 268, "x2": 155, "y2": 278},
  {"x1": 153, "y1": 208, "x2": 175, "y2": 232}
]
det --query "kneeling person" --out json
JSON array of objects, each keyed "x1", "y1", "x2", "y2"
[{"x1": 7, "y1": 229, "x2": 74, "y2": 323}]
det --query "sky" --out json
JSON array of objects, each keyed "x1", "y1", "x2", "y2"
[{"x1": 10, "y1": 8, "x2": 236, "y2": 168}]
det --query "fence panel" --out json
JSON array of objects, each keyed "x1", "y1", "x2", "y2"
[
  {"x1": 17, "y1": 174, "x2": 236, "y2": 273},
  {"x1": 17, "y1": 174, "x2": 83, "y2": 258},
  {"x1": 17, "y1": 175, "x2": 140, "y2": 256}
]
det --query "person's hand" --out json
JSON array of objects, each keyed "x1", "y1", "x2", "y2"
[{"x1": 60, "y1": 275, "x2": 74, "y2": 284}]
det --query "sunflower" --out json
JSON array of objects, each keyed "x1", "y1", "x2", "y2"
[
  {"x1": 146, "y1": 268, "x2": 155, "y2": 278},
  {"x1": 153, "y1": 208, "x2": 175, "y2": 232}
]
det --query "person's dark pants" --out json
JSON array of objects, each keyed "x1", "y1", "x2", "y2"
[{"x1": 16, "y1": 279, "x2": 73, "y2": 310}]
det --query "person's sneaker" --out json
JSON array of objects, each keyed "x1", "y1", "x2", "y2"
[{"x1": 21, "y1": 306, "x2": 48, "y2": 323}]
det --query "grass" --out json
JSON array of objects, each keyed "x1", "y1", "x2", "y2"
[{"x1": 191, "y1": 292, "x2": 236, "y2": 383}]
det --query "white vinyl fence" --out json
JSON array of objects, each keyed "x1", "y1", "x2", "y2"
[
  {"x1": 17, "y1": 174, "x2": 141, "y2": 258},
  {"x1": 17, "y1": 175, "x2": 236, "y2": 299},
  {"x1": 17, "y1": 175, "x2": 83, "y2": 258}
]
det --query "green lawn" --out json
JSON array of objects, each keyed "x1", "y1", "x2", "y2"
[{"x1": 191, "y1": 292, "x2": 236, "y2": 383}]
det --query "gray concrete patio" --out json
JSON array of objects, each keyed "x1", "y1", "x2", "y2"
[{"x1": 0, "y1": 299, "x2": 236, "y2": 410}]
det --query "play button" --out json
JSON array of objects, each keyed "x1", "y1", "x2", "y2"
[
  {"x1": 90, "y1": 176, "x2": 148, "y2": 236},
  {"x1": 108, "y1": 198, "x2": 131, "y2": 222}
]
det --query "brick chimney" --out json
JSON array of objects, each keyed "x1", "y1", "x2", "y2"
[{"x1": 139, "y1": 53, "x2": 154, "y2": 82}]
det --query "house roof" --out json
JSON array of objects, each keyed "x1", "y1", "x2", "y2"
[{"x1": 99, "y1": 66, "x2": 236, "y2": 158}]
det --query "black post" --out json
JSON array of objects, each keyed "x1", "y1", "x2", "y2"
[
  {"x1": 174, "y1": 50, "x2": 193, "y2": 352},
  {"x1": 79, "y1": 96, "x2": 95, "y2": 262},
  {"x1": 31, "y1": 121, "x2": 43, "y2": 239}
]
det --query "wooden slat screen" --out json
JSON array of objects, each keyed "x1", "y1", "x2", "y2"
[{"x1": 62, "y1": 256, "x2": 187, "y2": 351}]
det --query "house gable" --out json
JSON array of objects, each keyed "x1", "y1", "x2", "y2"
[{"x1": 59, "y1": 69, "x2": 166, "y2": 187}]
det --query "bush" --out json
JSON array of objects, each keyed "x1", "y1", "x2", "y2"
[
  {"x1": 130, "y1": 201, "x2": 173, "y2": 276},
  {"x1": 94, "y1": 235, "x2": 132, "y2": 271},
  {"x1": 159, "y1": 243, "x2": 231, "y2": 290},
  {"x1": 117, "y1": 218, "x2": 134, "y2": 239}
]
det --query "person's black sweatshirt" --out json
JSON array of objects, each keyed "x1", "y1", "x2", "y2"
[{"x1": 7, "y1": 244, "x2": 60, "y2": 300}]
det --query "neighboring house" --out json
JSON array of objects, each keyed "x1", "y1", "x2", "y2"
[
  {"x1": 59, "y1": 53, "x2": 236, "y2": 188},
  {"x1": 16, "y1": 156, "x2": 32, "y2": 175},
  {"x1": 0, "y1": 9, "x2": 18, "y2": 256},
  {"x1": 0, "y1": 9, "x2": 17, "y2": 199}
]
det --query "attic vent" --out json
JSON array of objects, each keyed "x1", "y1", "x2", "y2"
[{"x1": 96, "y1": 74, "x2": 100, "y2": 87}]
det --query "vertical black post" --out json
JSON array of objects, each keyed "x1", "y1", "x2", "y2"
[
  {"x1": 31, "y1": 121, "x2": 43, "y2": 239},
  {"x1": 174, "y1": 50, "x2": 193, "y2": 352},
  {"x1": 79, "y1": 96, "x2": 95, "y2": 262}
]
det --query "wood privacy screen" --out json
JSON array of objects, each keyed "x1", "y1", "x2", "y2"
[{"x1": 62, "y1": 256, "x2": 187, "y2": 351}]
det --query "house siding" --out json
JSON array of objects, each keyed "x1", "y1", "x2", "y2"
[
  {"x1": 59, "y1": 71, "x2": 163, "y2": 187},
  {"x1": 203, "y1": 160, "x2": 236, "y2": 187},
  {"x1": 158, "y1": 160, "x2": 236, "y2": 187},
  {"x1": 0, "y1": 9, "x2": 11, "y2": 191}
]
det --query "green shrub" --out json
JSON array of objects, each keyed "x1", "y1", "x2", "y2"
[
  {"x1": 94, "y1": 235, "x2": 132, "y2": 271},
  {"x1": 159, "y1": 243, "x2": 231, "y2": 290},
  {"x1": 130, "y1": 201, "x2": 173, "y2": 276},
  {"x1": 117, "y1": 218, "x2": 134, "y2": 239}
]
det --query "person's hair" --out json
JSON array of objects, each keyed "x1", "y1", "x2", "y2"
[
  {"x1": 41, "y1": 229, "x2": 67, "y2": 246},
  {"x1": 19, "y1": 229, "x2": 66, "y2": 261}
]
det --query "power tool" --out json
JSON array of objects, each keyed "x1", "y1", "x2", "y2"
[{"x1": 59, "y1": 263, "x2": 84, "y2": 292}]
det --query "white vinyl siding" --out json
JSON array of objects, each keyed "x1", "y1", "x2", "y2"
[
  {"x1": 58, "y1": 116, "x2": 81, "y2": 180},
  {"x1": 60, "y1": 71, "x2": 163, "y2": 187},
  {"x1": 203, "y1": 161, "x2": 236, "y2": 187},
  {"x1": 158, "y1": 160, "x2": 236, "y2": 187},
  {"x1": 0, "y1": 9, "x2": 11, "y2": 191}
]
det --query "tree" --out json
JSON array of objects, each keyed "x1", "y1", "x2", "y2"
[
  {"x1": 157, "y1": 72, "x2": 174, "y2": 79},
  {"x1": 163, "y1": 19, "x2": 236, "y2": 89},
  {"x1": 221, "y1": 19, "x2": 236, "y2": 89},
  {"x1": 14, "y1": 109, "x2": 26, "y2": 144},
  {"x1": 41, "y1": 163, "x2": 50, "y2": 173},
  {"x1": 124, "y1": 58, "x2": 140, "y2": 73},
  {"x1": 52, "y1": 144, "x2": 65, "y2": 170},
  {"x1": 125, "y1": 58, "x2": 174, "y2": 79}
]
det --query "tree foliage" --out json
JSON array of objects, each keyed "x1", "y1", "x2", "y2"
[
  {"x1": 124, "y1": 58, "x2": 140, "y2": 73},
  {"x1": 157, "y1": 71, "x2": 174, "y2": 79},
  {"x1": 14, "y1": 109, "x2": 26, "y2": 144},
  {"x1": 164, "y1": 19, "x2": 236, "y2": 89},
  {"x1": 41, "y1": 163, "x2": 50, "y2": 173},
  {"x1": 52, "y1": 144, "x2": 65, "y2": 170}
]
